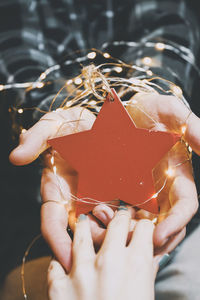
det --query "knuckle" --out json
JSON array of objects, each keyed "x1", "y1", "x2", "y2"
[
  {"x1": 109, "y1": 211, "x2": 129, "y2": 228},
  {"x1": 137, "y1": 219, "x2": 154, "y2": 230}
]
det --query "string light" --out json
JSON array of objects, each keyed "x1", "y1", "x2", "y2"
[
  {"x1": 146, "y1": 70, "x2": 153, "y2": 76},
  {"x1": 74, "y1": 77, "x2": 83, "y2": 85},
  {"x1": 103, "y1": 52, "x2": 110, "y2": 58},
  {"x1": 115, "y1": 66, "x2": 123, "y2": 73},
  {"x1": 66, "y1": 79, "x2": 73, "y2": 85},
  {"x1": 18, "y1": 108, "x2": 24, "y2": 114},
  {"x1": 2, "y1": 45, "x2": 195, "y2": 300},
  {"x1": 21, "y1": 128, "x2": 27, "y2": 134},
  {"x1": 155, "y1": 42, "x2": 165, "y2": 51},
  {"x1": 142, "y1": 57, "x2": 152, "y2": 66},
  {"x1": 87, "y1": 51, "x2": 96, "y2": 59},
  {"x1": 66, "y1": 100, "x2": 73, "y2": 107},
  {"x1": 152, "y1": 193, "x2": 158, "y2": 199},
  {"x1": 166, "y1": 167, "x2": 175, "y2": 177},
  {"x1": 181, "y1": 125, "x2": 187, "y2": 135},
  {"x1": 40, "y1": 72, "x2": 46, "y2": 80},
  {"x1": 36, "y1": 82, "x2": 44, "y2": 89}
]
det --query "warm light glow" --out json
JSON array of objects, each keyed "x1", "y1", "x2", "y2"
[
  {"x1": 36, "y1": 82, "x2": 44, "y2": 88},
  {"x1": 66, "y1": 79, "x2": 73, "y2": 85},
  {"x1": 181, "y1": 125, "x2": 187, "y2": 135},
  {"x1": 66, "y1": 100, "x2": 73, "y2": 107},
  {"x1": 103, "y1": 52, "x2": 110, "y2": 58},
  {"x1": 166, "y1": 167, "x2": 174, "y2": 177},
  {"x1": 21, "y1": 128, "x2": 27, "y2": 134},
  {"x1": 0, "y1": 85, "x2": 4, "y2": 91},
  {"x1": 115, "y1": 67, "x2": 123, "y2": 73},
  {"x1": 74, "y1": 77, "x2": 83, "y2": 85},
  {"x1": 87, "y1": 51, "x2": 96, "y2": 59},
  {"x1": 152, "y1": 217, "x2": 158, "y2": 224},
  {"x1": 18, "y1": 108, "x2": 23, "y2": 114},
  {"x1": 188, "y1": 146, "x2": 192, "y2": 152},
  {"x1": 50, "y1": 156, "x2": 54, "y2": 165},
  {"x1": 152, "y1": 193, "x2": 158, "y2": 199},
  {"x1": 142, "y1": 57, "x2": 152, "y2": 66},
  {"x1": 89, "y1": 100, "x2": 96, "y2": 106},
  {"x1": 40, "y1": 73, "x2": 46, "y2": 80},
  {"x1": 155, "y1": 42, "x2": 165, "y2": 51},
  {"x1": 146, "y1": 70, "x2": 153, "y2": 76},
  {"x1": 171, "y1": 85, "x2": 182, "y2": 97}
]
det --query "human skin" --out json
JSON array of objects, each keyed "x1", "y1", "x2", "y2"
[
  {"x1": 48, "y1": 210, "x2": 157, "y2": 300},
  {"x1": 9, "y1": 92, "x2": 200, "y2": 271}
]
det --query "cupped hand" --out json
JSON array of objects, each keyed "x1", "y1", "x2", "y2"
[
  {"x1": 126, "y1": 92, "x2": 199, "y2": 254},
  {"x1": 9, "y1": 106, "x2": 110, "y2": 271}
]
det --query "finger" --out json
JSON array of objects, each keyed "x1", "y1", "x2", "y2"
[
  {"x1": 9, "y1": 107, "x2": 95, "y2": 166},
  {"x1": 185, "y1": 112, "x2": 200, "y2": 155},
  {"x1": 48, "y1": 259, "x2": 67, "y2": 283},
  {"x1": 129, "y1": 219, "x2": 154, "y2": 255},
  {"x1": 87, "y1": 214, "x2": 106, "y2": 246},
  {"x1": 48, "y1": 259, "x2": 69, "y2": 300},
  {"x1": 154, "y1": 174, "x2": 198, "y2": 248},
  {"x1": 9, "y1": 113, "x2": 63, "y2": 165},
  {"x1": 72, "y1": 215, "x2": 95, "y2": 268},
  {"x1": 154, "y1": 227, "x2": 186, "y2": 256},
  {"x1": 128, "y1": 93, "x2": 200, "y2": 155},
  {"x1": 92, "y1": 204, "x2": 114, "y2": 226},
  {"x1": 41, "y1": 202, "x2": 72, "y2": 272},
  {"x1": 101, "y1": 208, "x2": 131, "y2": 251}
]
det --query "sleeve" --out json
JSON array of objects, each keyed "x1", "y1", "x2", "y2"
[{"x1": 104, "y1": 0, "x2": 200, "y2": 113}]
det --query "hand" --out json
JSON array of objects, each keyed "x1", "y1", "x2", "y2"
[
  {"x1": 9, "y1": 106, "x2": 112, "y2": 271},
  {"x1": 48, "y1": 210, "x2": 157, "y2": 300},
  {"x1": 126, "y1": 92, "x2": 199, "y2": 254}
]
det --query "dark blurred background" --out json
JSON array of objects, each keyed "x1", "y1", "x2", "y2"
[{"x1": 0, "y1": 0, "x2": 200, "y2": 286}]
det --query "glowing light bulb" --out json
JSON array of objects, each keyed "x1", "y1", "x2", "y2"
[
  {"x1": 89, "y1": 100, "x2": 96, "y2": 106},
  {"x1": 87, "y1": 51, "x2": 96, "y2": 59},
  {"x1": 66, "y1": 100, "x2": 73, "y2": 107},
  {"x1": 155, "y1": 42, "x2": 165, "y2": 51},
  {"x1": 21, "y1": 128, "x2": 27, "y2": 134},
  {"x1": 18, "y1": 108, "x2": 23, "y2": 114},
  {"x1": 103, "y1": 52, "x2": 110, "y2": 58},
  {"x1": 146, "y1": 70, "x2": 153, "y2": 76},
  {"x1": 188, "y1": 146, "x2": 192, "y2": 152},
  {"x1": 166, "y1": 167, "x2": 174, "y2": 177},
  {"x1": 181, "y1": 125, "x2": 187, "y2": 135},
  {"x1": 66, "y1": 79, "x2": 73, "y2": 85},
  {"x1": 36, "y1": 82, "x2": 44, "y2": 88},
  {"x1": 142, "y1": 57, "x2": 152, "y2": 66},
  {"x1": 40, "y1": 73, "x2": 46, "y2": 80},
  {"x1": 50, "y1": 156, "x2": 54, "y2": 165},
  {"x1": 152, "y1": 193, "x2": 158, "y2": 199},
  {"x1": 74, "y1": 77, "x2": 82, "y2": 85},
  {"x1": 152, "y1": 217, "x2": 158, "y2": 224},
  {"x1": 115, "y1": 67, "x2": 123, "y2": 73}
]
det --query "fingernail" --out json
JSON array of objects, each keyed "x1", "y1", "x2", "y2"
[
  {"x1": 159, "y1": 253, "x2": 171, "y2": 270},
  {"x1": 95, "y1": 211, "x2": 107, "y2": 223},
  {"x1": 118, "y1": 201, "x2": 127, "y2": 211},
  {"x1": 78, "y1": 214, "x2": 87, "y2": 222}
]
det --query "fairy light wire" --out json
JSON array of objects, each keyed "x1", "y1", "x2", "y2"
[{"x1": 6, "y1": 46, "x2": 196, "y2": 299}]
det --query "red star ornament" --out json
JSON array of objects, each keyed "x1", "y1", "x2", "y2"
[{"x1": 49, "y1": 89, "x2": 180, "y2": 216}]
